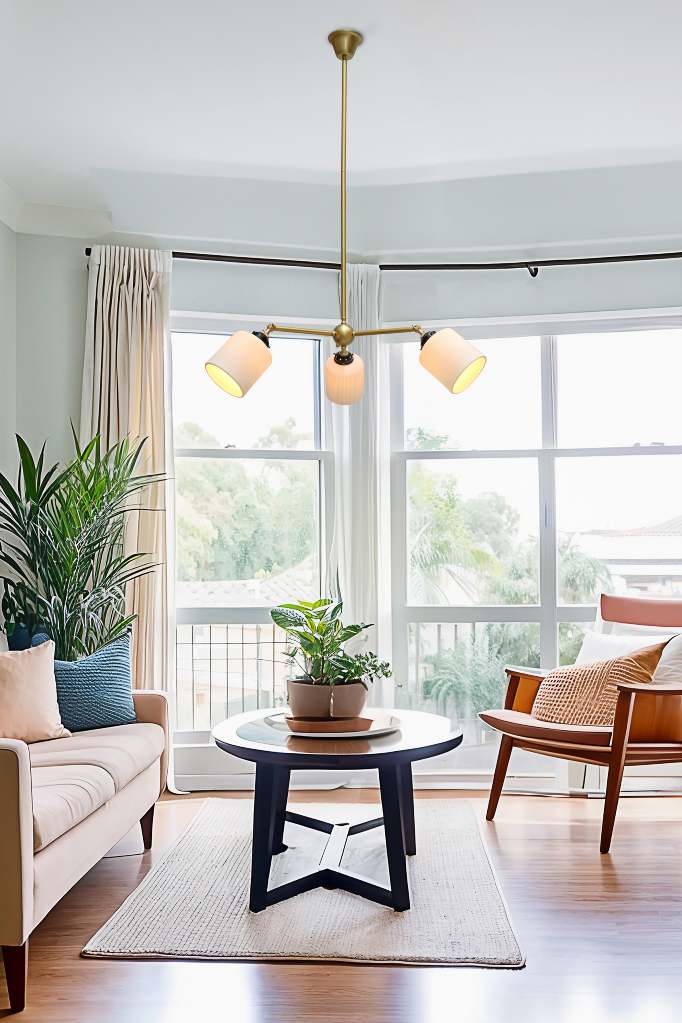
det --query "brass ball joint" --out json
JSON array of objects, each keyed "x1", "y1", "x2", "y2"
[{"x1": 333, "y1": 321, "x2": 355, "y2": 364}]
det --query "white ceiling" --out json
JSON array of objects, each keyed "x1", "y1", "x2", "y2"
[{"x1": 2, "y1": 0, "x2": 682, "y2": 213}]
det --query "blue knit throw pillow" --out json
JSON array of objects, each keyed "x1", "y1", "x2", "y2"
[{"x1": 32, "y1": 633, "x2": 137, "y2": 732}]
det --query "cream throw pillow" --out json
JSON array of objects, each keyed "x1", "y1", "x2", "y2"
[
  {"x1": 0, "y1": 641, "x2": 70, "y2": 742},
  {"x1": 652, "y1": 633, "x2": 682, "y2": 686},
  {"x1": 532, "y1": 641, "x2": 667, "y2": 726}
]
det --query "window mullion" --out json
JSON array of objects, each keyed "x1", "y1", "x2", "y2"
[
  {"x1": 539, "y1": 335, "x2": 558, "y2": 668},
  {"x1": 389, "y1": 345, "x2": 409, "y2": 690}
]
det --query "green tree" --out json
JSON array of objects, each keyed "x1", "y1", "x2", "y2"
[
  {"x1": 175, "y1": 421, "x2": 316, "y2": 585},
  {"x1": 408, "y1": 465, "x2": 496, "y2": 603},
  {"x1": 256, "y1": 417, "x2": 312, "y2": 450}
]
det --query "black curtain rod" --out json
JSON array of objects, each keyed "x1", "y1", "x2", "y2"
[{"x1": 83, "y1": 246, "x2": 682, "y2": 275}]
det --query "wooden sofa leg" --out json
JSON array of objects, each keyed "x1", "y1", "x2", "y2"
[
  {"x1": 2, "y1": 941, "x2": 28, "y2": 1013},
  {"x1": 486, "y1": 736, "x2": 514, "y2": 821},
  {"x1": 140, "y1": 804, "x2": 155, "y2": 850}
]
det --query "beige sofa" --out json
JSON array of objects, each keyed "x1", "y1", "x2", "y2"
[{"x1": 0, "y1": 690, "x2": 169, "y2": 1012}]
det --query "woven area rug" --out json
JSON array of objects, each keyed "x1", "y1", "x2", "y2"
[{"x1": 83, "y1": 798, "x2": 524, "y2": 967}]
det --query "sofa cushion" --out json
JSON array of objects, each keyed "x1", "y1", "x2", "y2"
[
  {"x1": 32, "y1": 764, "x2": 116, "y2": 852},
  {"x1": 54, "y1": 633, "x2": 137, "y2": 733},
  {"x1": 29, "y1": 723, "x2": 165, "y2": 792},
  {"x1": 480, "y1": 708, "x2": 613, "y2": 747},
  {"x1": 0, "y1": 642, "x2": 70, "y2": 742}
]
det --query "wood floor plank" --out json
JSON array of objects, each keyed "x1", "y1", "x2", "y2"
[{"x1": 3, "y1": 791, "x2": 682, "y2": 1022}]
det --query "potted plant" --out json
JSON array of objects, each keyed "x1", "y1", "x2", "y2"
[
  {"x1": 271, "y1": 598, "x2": 392, "y2": 719},
  {"x1": 0, "y1": 431, "x2": 161, "y2": 659}
]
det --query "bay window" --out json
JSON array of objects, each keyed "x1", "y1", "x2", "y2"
[{"x1": 171, "y1": 316, "x2": 682, "y2": 790}]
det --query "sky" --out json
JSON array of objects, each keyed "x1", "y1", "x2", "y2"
[{"x1": 403, "y1": 331, "x2": 682, "y2": 535}]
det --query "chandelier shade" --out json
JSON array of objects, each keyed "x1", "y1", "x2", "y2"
[
  {"x1": 205, "y1": 331, "x2": 272, "y2": 398},
  {"x1": 324, "y1": 351, "x2": 365, "y2": 404},
  {"x1": 419, "y1": 328, "x2": 487, "y2": 394}
]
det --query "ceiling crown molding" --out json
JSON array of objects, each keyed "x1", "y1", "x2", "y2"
[{"x1": 16, "y1": 202, "x2": 112, "y2": 238}]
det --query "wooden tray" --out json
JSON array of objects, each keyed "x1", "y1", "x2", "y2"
[
  {"x1": 264, "y1": 711, "x2": 400, "y2": 739},
  {"x1": 285, "y1": 715, "x2": 373, "y2": 734}
]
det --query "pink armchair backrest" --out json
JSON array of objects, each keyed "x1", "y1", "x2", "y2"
[
  {"x1": 599, "y1": 594, "x2": 682, "y2": 743},
  {"x1": 600, "y1": 594, "x2": 682, "y2": 630}
]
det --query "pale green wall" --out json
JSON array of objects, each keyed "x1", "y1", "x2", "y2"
[
  {"x1": 0, "y1": 220, "x2": 16, "y2": 476},
  {"x1": 15, "y1": 235, "x2": 87, "y2": 463}
]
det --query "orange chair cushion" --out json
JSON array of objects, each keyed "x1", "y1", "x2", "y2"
[
  {"x1": 531, "y1": 642, "x2": 667, "y2": 726},
  {"x1": 480, "y1": 708, "x2": 612, "y2": 747}
]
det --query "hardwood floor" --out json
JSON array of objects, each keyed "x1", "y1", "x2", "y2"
[{"x1": 4, "y1": 790, "x2": 682, "y2": 1022}]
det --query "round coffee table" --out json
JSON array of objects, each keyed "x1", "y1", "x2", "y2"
[{"x1": 212, "y1": 708, "x2": 462, "y2": 913}]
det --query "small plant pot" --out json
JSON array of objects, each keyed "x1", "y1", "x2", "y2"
[
  {"x1": 287, "y1": 680, "x2": 333, "y2": 719},
  {"x1": 287, "y1": 680, "x2": 368, "y2": 719},
  {"x1": 329, "y1": 681, "x2": 367, "y2": 719}
]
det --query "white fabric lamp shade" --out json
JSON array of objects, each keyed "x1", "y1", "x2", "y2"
[
  {"x1": 205, "y1": 331, "x2": 272, "y2": 398},
  {"x1": 419, "y1": 328, "x2": 486, "y2": 394},
  {"x1": 324, "y1": 353, "x2": 365, "y2": 405}
]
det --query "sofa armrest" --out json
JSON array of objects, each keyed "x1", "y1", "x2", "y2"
[
  {"x1": 132, "y1": 691, "x2": 170, "y2": 796},
  {"x1": 0, "y1": 740, "x2": 34, "y2": 946}
]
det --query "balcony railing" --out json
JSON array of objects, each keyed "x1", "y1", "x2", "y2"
[{"x1": 175, "y1": 623, "x2": 290, "y2": 731}]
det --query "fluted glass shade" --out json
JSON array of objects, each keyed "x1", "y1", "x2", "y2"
[
  {"x1": 419, "y1": 328, "x2": 486, "y2": 394},
  {"x1": 324, "y1": 352, "x2": 365, "y2": 405},
  {"x1": 205, "y1": 331, "x2": 272, "y2": 398}
]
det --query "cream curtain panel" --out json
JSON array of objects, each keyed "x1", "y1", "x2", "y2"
[
  {"x1": 80, "y1": 245, "x2": 174, "y2": 693},
  {"x1": 324, "y1": 264, "x2": 382, "y2": 650}
]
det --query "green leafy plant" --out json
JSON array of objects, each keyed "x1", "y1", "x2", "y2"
[
  {"x1": 270, "y1": 597, "x2": 391, "y2": 689},
  {"x1": 0, "y1": 430, "x2": 163, "y2": 660}
]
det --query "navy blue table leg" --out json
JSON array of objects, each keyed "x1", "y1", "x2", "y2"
[
  {"x1": 271, "y1": 767, "x2": 291, "y2": 854},
  {"x1": 378, "y1": 765, "x2": 410, "y2": 911},
  {"x1": 397, "y1": 762, "x2": 416, "y2": 855},
  {"x1": 249, "y1": 762, "x2": 278, "y2": 911}
]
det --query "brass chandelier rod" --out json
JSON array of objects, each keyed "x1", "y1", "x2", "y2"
[{"x1": 340, "y1": 49, "x2": 348, "y2": 324}]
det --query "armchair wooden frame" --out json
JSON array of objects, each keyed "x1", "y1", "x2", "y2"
[{"x1": 485, "y1": 595, "x2": 682, "y2": 853}]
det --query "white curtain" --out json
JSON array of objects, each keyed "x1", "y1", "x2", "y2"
[
  {"x1": 324, "y1": 264, "x2": 382, "y2": 649},
  {"x1": 80, "y1": 245, "x2": 174, "y2": 693}
]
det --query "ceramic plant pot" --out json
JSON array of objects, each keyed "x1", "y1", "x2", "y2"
[
  {"x1": 329, "y1": 681, "x2": 367, "y2": 719},
  {"x1": 287, "y1": 680, "x2": 333, "y2": 719},
  {"x1": 287, "y1": 679, "x2": 368, "y2": 719}
]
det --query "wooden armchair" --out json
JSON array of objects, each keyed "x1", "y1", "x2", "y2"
[{"x1": 480, "y1": 594, "x2": 682, "y2": 853}]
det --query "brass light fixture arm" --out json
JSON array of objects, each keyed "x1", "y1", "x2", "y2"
[
  {"x1": 265, "y1": 323, "x2": 335, "y2": 338},
  {"x1": 353, "y1": 324, "x2": 424, "y2": 338}
]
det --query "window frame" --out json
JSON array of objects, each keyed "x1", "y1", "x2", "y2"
[
  {"x1": 389, "y1": 316, "x2": 682, "y2": 692},
  {"x1": 170, "y1": 314, "x2": 335, "y2": 737}
]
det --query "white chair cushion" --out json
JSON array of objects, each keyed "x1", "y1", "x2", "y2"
[
  {"x1": 29, "y1": 723, "x2": 165, "y2": 792},
  {"x1": 31, "y1": 764, "x2": 116, "y2": 852},
  {"x1": 576, "y1": 629, "x2": 675, "y2": 664},
  {"x1": 653, "y1": 633, "x2": 682, "y2": 686}
]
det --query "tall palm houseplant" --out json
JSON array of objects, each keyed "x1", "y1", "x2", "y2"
[{"x1": 0, "y1": 431, "x2": 162, "y2": 660}]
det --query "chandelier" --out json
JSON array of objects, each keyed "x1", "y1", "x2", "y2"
[{"x1": 206, "y1": 28, "x2": 487, "y2": 405}]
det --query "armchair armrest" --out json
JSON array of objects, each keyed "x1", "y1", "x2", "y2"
[
  {"x1": 505, "y1": 666, "x2": 549, "y2": 681},
  {"x1": 0, "y1": 740, "x2": 34, "y2": 946},
  {"x1": 132, "y1": 691, "x2": 170, "y2": 796},
  {"x1": 503, "y1": 666, "x2": 548, "y2": 713},
  {"x1": 616, "y1": 682, "x2": 682, "y2": 695}
]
